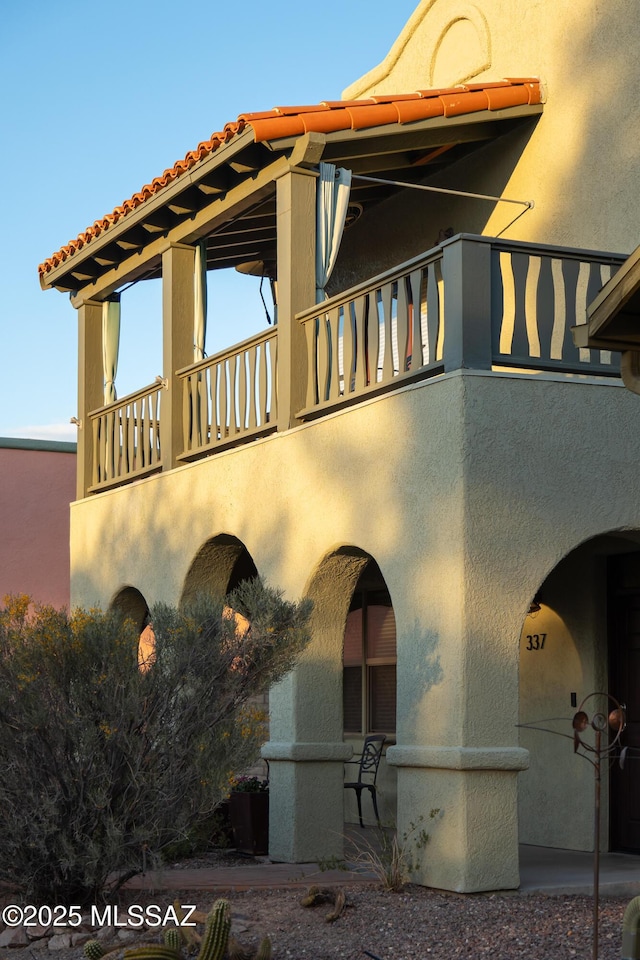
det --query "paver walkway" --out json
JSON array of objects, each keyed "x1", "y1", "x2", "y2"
[
  {"x1": 126, "y1": 861, "x2": 374, "y2": 892},
  {"x1": 125, "y1": 845, "x2": 640, "y2": 896}
]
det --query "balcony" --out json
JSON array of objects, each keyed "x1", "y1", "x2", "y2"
[{"x1": 85, "y1": 234, "x2": 624, "y2": 495}]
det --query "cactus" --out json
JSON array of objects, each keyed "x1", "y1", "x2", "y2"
[
  {"x1": 84, "y1": 940, "x2": 105, "y2": 960},
  {"x1": 163, "y1": 928, "x2": 183, "y2": 955},
  {"x1": 196, "y1": 899, "x2": 231, "y2": 960},
  {"x1": 124, "y1": 947, "x2": 181, "y2": 960},
  {"x1": 255, "y1": 936, "x2": 272, "y2": 960},
  {"x1": 227, "y1": 936, "x2": 254, "y2": 960}
]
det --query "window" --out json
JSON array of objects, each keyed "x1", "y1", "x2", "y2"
[{"x1": 343, "y1": 583, "x2": 396, "y2": 735}]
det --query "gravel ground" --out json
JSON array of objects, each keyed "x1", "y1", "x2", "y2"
[
  {"x1": 0, "y1": 881, "x2": 629, "y2": 960},
  {"x1": 0, "y1": 848, "x2": 631, "y2": 960}
]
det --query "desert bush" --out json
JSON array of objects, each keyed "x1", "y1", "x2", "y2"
[{"x1": 0, "y1": 580, "x2": 311, "y2": 904}]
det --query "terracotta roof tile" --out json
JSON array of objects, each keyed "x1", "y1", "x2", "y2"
[{"x1": 39, "y1": 78, "x2": 541, "y2": 280}]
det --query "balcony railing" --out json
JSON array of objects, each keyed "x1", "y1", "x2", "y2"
[
  {"x1": 178, "y1": 327, "x2": 277, "y2": 460},
  {"x1": 88, "y1": 380, "x2": 163, "y2": 492},
  {"x1": 84, "y1": 235, "x2": 625, "y2": 494},
  {"x1": 297, "y1": 248, "x2": 445, "y2": 418},
  {"x1": 490, "y1": 238, "x2": 620, "y2": 374},
  {"x1": 296, "y1": 235, "x2": 623, "y2": 420}
]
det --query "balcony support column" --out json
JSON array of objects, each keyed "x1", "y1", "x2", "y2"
[
  {"x1": 161, "y1": 242, "x2": 196, "y2": 469},
  {"x1": 76, "y1": 298, "x2": 103, "y2": 500},
  {"x1": 275, "y1": 167, "x2": 316, "y2": 430},
  {"x1": 442, "y1": 236, "x2": 493, "y2": 372}
]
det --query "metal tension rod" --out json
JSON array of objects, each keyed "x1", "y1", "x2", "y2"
[{"x1": 352, "y1": 173, "x2": 534, "y2": 209}]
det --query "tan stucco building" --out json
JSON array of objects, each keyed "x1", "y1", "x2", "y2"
[{"x1": 40, "y1": 0, "x2": 640, "y2": 892}]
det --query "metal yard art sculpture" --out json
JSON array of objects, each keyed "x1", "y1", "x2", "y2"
[{"x1": 518, "y1": 692, "x2": 626, "y2": 960}]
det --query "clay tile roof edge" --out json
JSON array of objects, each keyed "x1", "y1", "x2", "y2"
[{"x1": 39, "y1": 79, "x2": 541, "y2": 280}]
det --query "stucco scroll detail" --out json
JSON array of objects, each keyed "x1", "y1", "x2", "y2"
[
  {"x1": 344, "y1": 0, "x2": 492, "y2": 99},
  {"x1": 386, "y1": 745, "x2": 529, "y2": 770},
  {"x1": 428, "y1": 4, "x2": 491, "y2": 87}
]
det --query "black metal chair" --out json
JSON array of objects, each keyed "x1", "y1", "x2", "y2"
[{"x1": 344, "y1": 734, "x2": 386, "y2": 827}]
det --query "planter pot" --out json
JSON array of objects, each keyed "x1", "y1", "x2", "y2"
[{"x1": 229, "y1": 791, "x2": 269, "y2": 855}]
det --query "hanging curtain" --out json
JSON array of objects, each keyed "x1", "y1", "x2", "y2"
[
  {"x1": 316, "y1": 162, "x2": 352, "y2": 302},
  {"x1": 102, "y1": 296, "x2": 121, "y2": 404},
  {"x1": 194, "y1": 238, "x2": 208, "y2": 361}
]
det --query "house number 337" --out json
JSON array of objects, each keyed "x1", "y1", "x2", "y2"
[{"x1": 525, "y1": 633, "x2": 546, "y2": 651}]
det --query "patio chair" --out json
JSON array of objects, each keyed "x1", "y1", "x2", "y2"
[{"x1": 344, "y1": 734, "x2": 386, "y2": 828}]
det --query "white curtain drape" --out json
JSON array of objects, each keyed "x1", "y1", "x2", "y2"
[
  {"x1": 194, "y1": 238, "x2": 208, "y2": 361},
  {"x1": 102, "y1": 297, "x2": 121, "y2": 404},
  {"x1": 316, "y1": 162, "x2": 351, "y2": 302}
]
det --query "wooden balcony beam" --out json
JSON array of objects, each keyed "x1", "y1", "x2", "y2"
[{"x1": 70, "y1": 155, "x2": 291, "y2": 306}]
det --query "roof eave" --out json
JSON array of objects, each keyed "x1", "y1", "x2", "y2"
[{"x1": 39, "y1": 126, "x2": 260, "y2": 293}]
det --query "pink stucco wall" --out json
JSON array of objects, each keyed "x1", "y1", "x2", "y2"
[{"x1": 0, "y1": 440, "x2": 76, "y2": 609}]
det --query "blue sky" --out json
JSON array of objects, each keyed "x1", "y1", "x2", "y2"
[{"x1": 0, "y1": 0, "x2": 419, "y2": 441}]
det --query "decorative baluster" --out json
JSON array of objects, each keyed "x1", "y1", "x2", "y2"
[
  {"x1": 140, "y1": 396, "x2": 149, "y2": 468},
  {"x1": 343, "y1": 302, "x2": 355, "y2": 395},
  {"x1": 381, "y1": 282, "x2": 394, "y2": 382},
  {"x1": 182, "y1": 373, "x2": 192, "y2": 453},
  {"x1": 510, "y1": 252, "x2": 530, "y2": 360},
  {"x1": 248, "y1": 344, "x2": 258, "y2": 431},
  {"x1": 367, "y1": 291, "x2": 380, "y2": 386},
  {"x1": 270, "y1": 336, "x2": 278, "y2": 422},
  {"x1": 430, "y1": 261, "x2": 444, "y2": 363},
  {"x1": 397, "y1": 275, "x2": 410, "y2": 374},
  {"x1": 409, "y1": 268, "x2": 423, "y2": 370},
  {"x1": 561, "y1": 258, "x2": 581, "y2": 361},
  {"x1": 524, "y1": 255, "x2": 542, "y2": 357},
  {"x1": 106, "y1": 408, "x2": 115, "y2": 480},
  {"x1": 303, "y1": 317, "x2": 317, "y2": 410},
  {"x1": 317, "y1": 313, "x2": 330, "y2": 402},
  {"x1": 534, "y1": 257, "x2": 555, "y2": 362},
  {"x1": 197, "y1": 370, "x2": 207, "y2": 448},
  {"x1": 209, "y1": 363, "x2": 217, "y2": 443},
  {"x1": 219, "y1": 360, "x2": 228, "y2": 442},
  {"x1": 125, "y1": 401, "x2": 134, "y2": 474},
  {"x1": 328, "y1": 306, "x2": 341, "y2": 401},
  {"x1": 92, "y1": 416, "x2": 100, "y2": 486},
  {"x1": 353, "y1": 294, "x2": 367, "y2": 391},
  {"x1": 228, "y1": 354, "x2": 238, "y2": 435},
  {"x1": 238, "y1": 350, "x2": 248, "y2": 431},
  {"x1": 259, "y1": 342, "x2": 268, "y2": 426}
]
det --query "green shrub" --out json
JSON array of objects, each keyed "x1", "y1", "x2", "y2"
[{"x1": 0, "y1": 581, "x2": 311, "y2": 904}]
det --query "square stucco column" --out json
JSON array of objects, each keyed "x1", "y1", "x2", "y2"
[
  {"x1": 263, "y1": 594, "x2": 353, "y2": 863},
  {"x1": 387, "y1": 746, "x2": 528, "y2": 892},
  {"x1": 387, "y1": 527, "x2": 528, "y2": 892}
]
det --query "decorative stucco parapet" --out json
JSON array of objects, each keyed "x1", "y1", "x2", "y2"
[
  {"x1": 386, "y1": 745, "x2": 529, "y2": 770},
  {"x1": 262, "y1": 741, "x2": 354, "y2": 762}
]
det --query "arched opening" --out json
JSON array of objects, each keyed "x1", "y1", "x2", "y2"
[
  {"x1": 110, "y1": 585, "x2": 149, "y2": 632},
  {"x1": 343, "y1": 557, "x2": 397, "y2": 739},
  {"x1": 109, "y1": 585, "x2": 154, "y2": 671},
  {"x1": 180, "y1": 534, "x2": 258, "y2": 606},
  {"x1": 181, "y1": 534, "x2": 265, "y2": 778},
  {"x1": 518, "y1": 532, "x2": 640, "y2": 858},
  {"x1": 300, "y1": 546, "x2": 397, "y2": 829}
]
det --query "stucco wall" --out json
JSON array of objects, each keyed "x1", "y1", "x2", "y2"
[
  {"x1": 0, "y1": 440, "x2": 75, "y2": 609},
  {"x1": 341, "y1": 0, "x2": 640, "y2": 261},
  {"x1": 70, "y1": 370, "x2": 640, "y2": 888}
]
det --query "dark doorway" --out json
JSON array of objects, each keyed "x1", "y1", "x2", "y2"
[{"x1": 609, "y1": 552, "x2": 640, "y2": 852}]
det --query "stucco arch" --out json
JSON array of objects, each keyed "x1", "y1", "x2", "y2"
[
  {"x1": 109, "y1": 585, "x2": 150, "y2": 632},
  {"x1": 265, "y1": 545, "x2": 397, "y2": 861},
  {"x1": 518, "y1": 530, "x2": 640, "y2": 853},
  {"x1": 180, "y1": 533, "x2": 258, "y2": 606}
]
